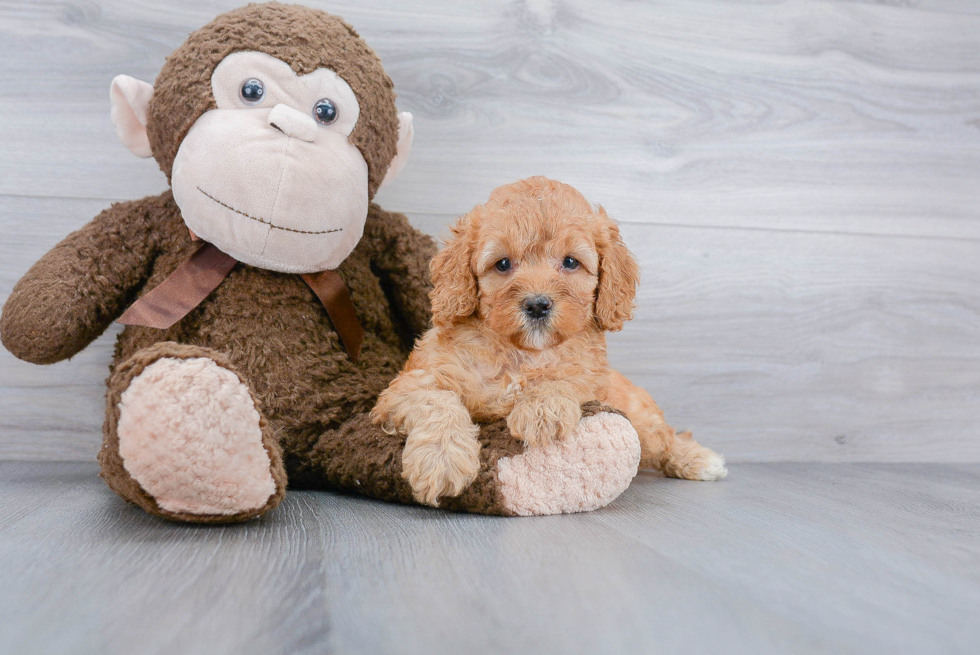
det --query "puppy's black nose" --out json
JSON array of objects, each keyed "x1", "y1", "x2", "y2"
[{"x1": 522, "y1": 295, "x2": 553, "y2": 319}]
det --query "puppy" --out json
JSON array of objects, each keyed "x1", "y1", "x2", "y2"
[{"x1": 372, "y1": 177, "x2": 727, "y2": 506}]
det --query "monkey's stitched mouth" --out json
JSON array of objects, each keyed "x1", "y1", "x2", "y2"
[{"x1": 196, "y1": 187, "x2": 343, "y2": 236}]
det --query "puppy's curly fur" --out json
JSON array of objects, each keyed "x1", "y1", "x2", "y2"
[{"x1": 373, "y1": 177, "x2": 726, "y2": 506}]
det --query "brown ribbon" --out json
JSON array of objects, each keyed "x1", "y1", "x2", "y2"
[
  {"x1": 118, "y1": 242, "x2": 237, "y2": 330},
  {"x1": 301, "y1": 270, "x2": 363, "y2": 363},
  {"x1": 117, "y1": 242, "x2": 363, "y2": 362}
]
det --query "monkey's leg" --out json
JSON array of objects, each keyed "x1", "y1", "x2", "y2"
[
  {"x1": 286, "y1": 402, "x2": 640, "y2": 516},
  {"x1": 100, "y1": 342, "x2": 287, "y2": 523}
]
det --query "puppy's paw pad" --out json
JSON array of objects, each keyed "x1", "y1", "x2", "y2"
[{"x1": 402, "y1": 432, "x2": 481, "y2": 507}]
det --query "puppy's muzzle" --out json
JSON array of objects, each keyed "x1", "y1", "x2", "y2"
[{"x1": 522, "y1": 295, "x2": 553, "y2": 320}]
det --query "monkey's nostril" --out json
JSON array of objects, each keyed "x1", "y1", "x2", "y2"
[
  {"x1": 267, "y1": 103, "x2": 318, "y2": 142},
  {"x1": 522, "y1": 295, "x2": 553, "y2": 319}
]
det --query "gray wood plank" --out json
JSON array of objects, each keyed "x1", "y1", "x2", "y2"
[
  {"x1": 0, "y1": 463, "x2": 329, "y2": 655},
  {"x1": 595, "y1": 463, "x2": 980, "y2": 654},
  {"x1": 0, "y1": 0, "x2": 978, "y2": 238},
  {"x1": 0, "y1": 460, "x2": 94, "y2": 529},
  {"x1": 1, "y1": 461, "x2": 979, "y2": 655},
  {"x1": 316, "y1": 490, "x2": 833, "y2": 655},
  {"x1": 611, "y1": 222, "x2": 980, "y2": 462}
]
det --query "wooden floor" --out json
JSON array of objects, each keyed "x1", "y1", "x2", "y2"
[{"x1": 0, "y1": 461, "x2": 977, "y2": 655}]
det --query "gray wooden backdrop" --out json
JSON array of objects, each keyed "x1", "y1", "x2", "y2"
[{"x1": 1, "y1": 0, "x2": 978, "y2": 462}]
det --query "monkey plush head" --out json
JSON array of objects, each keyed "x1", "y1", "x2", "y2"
[{"x1": 109, "y1": 2, "x2": 413, "y2": 273}]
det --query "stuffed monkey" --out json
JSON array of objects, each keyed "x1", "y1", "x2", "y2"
[{"x1": 0, "y1": 3, "x2": 641, "y2": 522}]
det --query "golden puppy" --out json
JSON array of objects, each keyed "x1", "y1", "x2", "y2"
[{"x1": 372, "y1": 177, "x2": 727, "y2": 506}]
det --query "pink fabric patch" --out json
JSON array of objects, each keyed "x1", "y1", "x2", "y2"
[
  {"x1": 117, "y1": 357, "x2": 276, "y2": 515},
  {"x1": 497, "y1": 412, "x2": 641, "y2": 516}
]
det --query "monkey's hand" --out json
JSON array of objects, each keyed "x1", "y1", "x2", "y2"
[
  {"x1": 1, "y1": 196, "x2": 162, "y2": 364},
  {"x1": 507, "y1": 393, "x2": 582, "y2": 448}
]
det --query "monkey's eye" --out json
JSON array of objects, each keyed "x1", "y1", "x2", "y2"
[
  {"x1": 562, "y1": 256, "x2": 580, "y2": 270},
  {"x1": 240, "y1": 78, "x2": 265, "y2": 105},
  {"x1": 495, "y1": 258, "x2": 512, "y2": 272},
  {"x1": 313, "y1": 98, "x2": 339, "y2": 125}
]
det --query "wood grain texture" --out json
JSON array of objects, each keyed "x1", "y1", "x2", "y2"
[
  {"x1": 2, "y1": 0, "x2": 979, "y2": 237},
  {"x1": 1, "y1": 461, "x2": 978, "y2": 655},
  {"x1": 0, "y1": 462, "x2": 330, "y2": 655},
  {"x1": 612, "y1": 222, "x2": 980, "y2": 462},
  {"x1": 1, "y1": 0, "x2": 979, "y2": 461}
]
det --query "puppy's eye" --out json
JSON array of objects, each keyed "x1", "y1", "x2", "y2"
[
  {"x1": 240, "y1": 78, "x2": 265, "y2": 105},
  {"x1": 495, "y1": 258, "x2": 511, "y2": 272},
  {"x1": 562, "y1": 256, "x2": 580, "y2": 270}
]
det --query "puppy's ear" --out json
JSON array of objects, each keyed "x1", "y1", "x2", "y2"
[
  {"x1": 430, "y1": 212, "x2": 479, "y2": 327},
  {"x1": 594, "y1": 208, "x2": 640, "y2": 332}
]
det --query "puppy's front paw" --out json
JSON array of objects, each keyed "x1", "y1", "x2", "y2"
[
  {"x1": 507, "y1": 395, "x2": 582, "y2": 448},
  {"x1": 402, "y1": 424, "x2": 481, "y2": 507}
]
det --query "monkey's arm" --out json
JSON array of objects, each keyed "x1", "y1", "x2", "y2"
[
  {"x1": 361, "y1": 204, "x2": 437, "y2": 341},
  {"x1": 1, "y1": 196, "x2": 162, "y2": 364}
]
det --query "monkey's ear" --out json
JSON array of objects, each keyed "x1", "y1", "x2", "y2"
[
  {"x1": 110, "y1": 75, "x2": 154, "y2": 158},
  {"x1": 379, "y1": 112, "x2": 414, "y2": 188}
]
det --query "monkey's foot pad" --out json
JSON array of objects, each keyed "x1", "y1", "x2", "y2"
[
  {"x1": 116, "y1": 356, "x2": 278, "y2": 517},
  {"x1": 495, "y1": 411, "x2": 642, "y2": 516}
]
